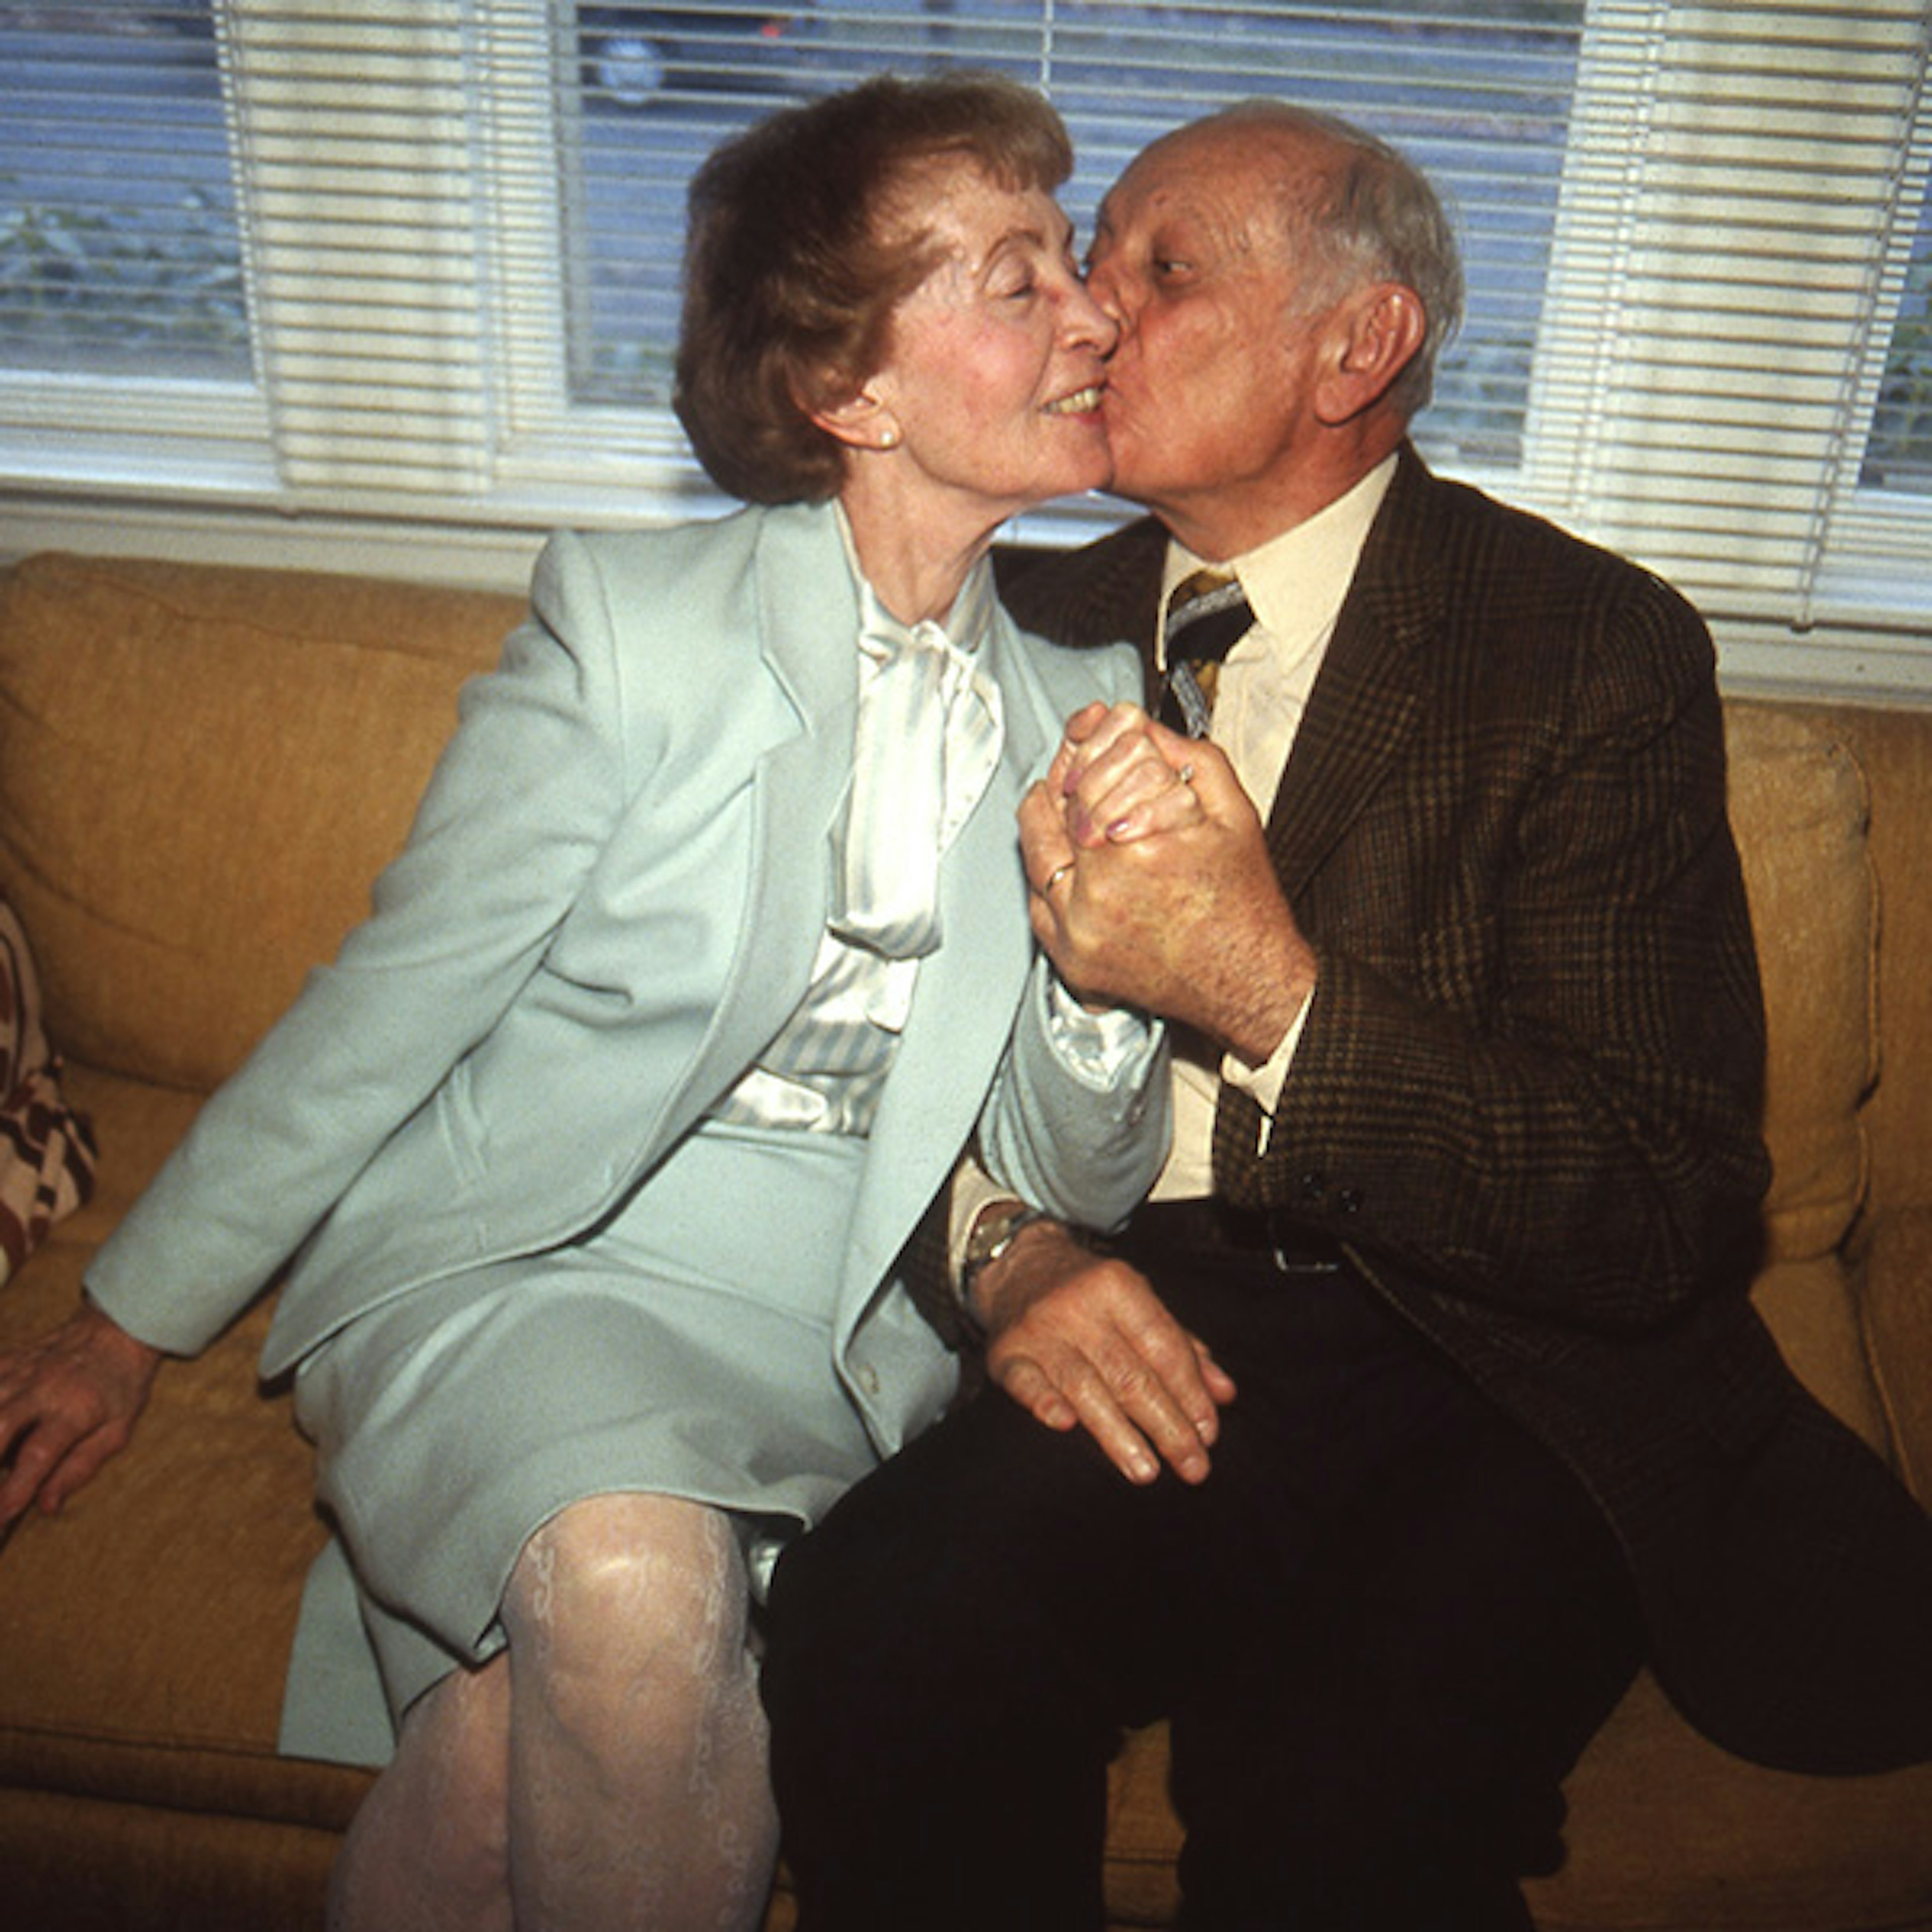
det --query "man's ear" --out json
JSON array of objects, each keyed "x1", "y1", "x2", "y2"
[{"x1": 1313, "y1": 283, "x2": 1426, "y2": 425}]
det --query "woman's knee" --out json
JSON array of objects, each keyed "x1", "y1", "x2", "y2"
[{"x1": 501, "y1": 1492, "x2": 752, "y2": 1698}]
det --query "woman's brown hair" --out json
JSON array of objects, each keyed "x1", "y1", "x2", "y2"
[{"x1": 675, "y1": 71, "x2": 1073, "y2": 504}]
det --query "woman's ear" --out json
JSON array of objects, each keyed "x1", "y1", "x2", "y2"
[
  {"x1": 805, "y1": 381, "x2": 903, "y2": 454},
  {"x1": 1313, "y1": 283, "x2": 1427, "y2": 425}
]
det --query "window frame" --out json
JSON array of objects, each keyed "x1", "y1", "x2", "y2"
[{"x1": 0, "y1": 0, "x2": 1926, "y2": 700}]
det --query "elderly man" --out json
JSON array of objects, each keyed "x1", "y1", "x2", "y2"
[{"x1": 760, "y1": 102, "x2": 1932, "y2": 1931}]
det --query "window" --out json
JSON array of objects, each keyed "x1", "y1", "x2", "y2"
[
  {"x1": 554, "y1": 1, "x2": 1585, "y2": 482},
  {"x1": 1863, "y1": 169, "x2": 1931, "y2": 495},
  {"x1": 0, "y1": 6, "x2": 244, "y2": 382},
  {"x1": 1519, "y1": 1, "x2": 1932, "y2": 688},
  {"x1": 1, "y1": 0, "x2": 1927, "y2": 696},
  {"x1": 0, "y1": 1, "x2": 266, "y2": 498}
]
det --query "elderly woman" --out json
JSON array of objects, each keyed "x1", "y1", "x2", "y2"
[{"x1": 0, "y1": 74, "x2": 1180, "y2": 1932}]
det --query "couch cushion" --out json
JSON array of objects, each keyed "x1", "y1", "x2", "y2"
[
  {"x1": 0, "y1": 1241, "x2": 364, "y2": 1831},
  {"x1": 0, "y1": 553, "x2": 523, "y2": 1093},
  {"x1": 1523, "y1": 1670, "x2": 1932, "y2": 1932},
  {"x1": 1860, "y1": 1205, "x2": 1932, "y2": 1507},
  {"x1": 1102, "y1": 1721, "x2": 1183, "y2": 1925},
  {"x1": 0, "y1": 1067, "x2": 369, "y2": 1833},
  {"x1": 1749, "y1": 1253, "x2": 1889, "y2": 1454},
  {"x1": 1723, "y1": 703, "x2": 1876, "y2": 1263}
]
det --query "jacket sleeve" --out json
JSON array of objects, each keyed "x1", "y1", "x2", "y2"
[
  {"x1": 85, "y1": 532, "x2": 639, "y2": 1354},
  {"x1": 976, "y1": 960, "x2": 1170, "y2": 1236},
  {"x1": 972, "y1": 636, "x2": 1171, "y2": 1236}
]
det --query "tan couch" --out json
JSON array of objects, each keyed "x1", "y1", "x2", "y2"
[{"x1": 1, "y1": 547, "x2": 1928, "y2": 1931}]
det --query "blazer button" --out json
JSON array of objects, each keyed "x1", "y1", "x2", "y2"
[
  {"x1": 1297, "y1": 1170, "x2": 1328, "y2": 1205},
  {"x1": 1337, "y1": 1188, "x2": 1364, "y2": 1216}
]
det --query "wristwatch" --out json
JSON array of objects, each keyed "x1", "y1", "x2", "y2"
[{"x1": 957, "y1": 1200, "x2": 1054, "y2": 1338}]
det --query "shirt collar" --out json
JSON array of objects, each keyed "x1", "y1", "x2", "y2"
[{"x1": 1159, "y1": 453, "x2": 1398, "y2": 663}]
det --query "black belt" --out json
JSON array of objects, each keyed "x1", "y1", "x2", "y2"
[{"x1": 1124, "y1": 1198, "x2": 1350, "y2": 1277}]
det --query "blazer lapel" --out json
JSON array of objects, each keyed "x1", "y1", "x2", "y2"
[
  {"x1": 1003, "y1": 466, "x2": 1443, "y2": 905},
  {"x1": 836, "y1": 603, "x2": 1044, "y2": 1307},
  {"x1": 645, "y1": 507, "x2": 861, "y2": 1160},
  {"x1": 1263, "y1": 449, "x2": 1440, "y2": 898}
]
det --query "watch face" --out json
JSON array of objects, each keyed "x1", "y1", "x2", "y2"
[{"x1": 971, "y1": 1204, "x2": 1027, "y2": 1262}]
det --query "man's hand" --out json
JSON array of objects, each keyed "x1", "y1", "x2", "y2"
[
  {"x1": 0, "y1": 1302, "x2": 162, "y2": 1531},
  {"x1": 1023, "y1": 708, "x2": 1317, "y2": 1063},
  {"x1": 970, "y1": 1217, "x2": 1235, "y2": 1486}
]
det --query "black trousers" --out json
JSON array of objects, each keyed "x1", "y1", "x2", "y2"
[{"x1": 763, "y1": 1209, "x2": 1645, "y2": 1931}]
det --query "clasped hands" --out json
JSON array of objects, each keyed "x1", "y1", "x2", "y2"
[
  {"x1": 1021, "y1": 703, "x2": 1311, "y2": 1065},
  {"x1": 972, "y1": 703, "x2": 1313, "y2": 1489}
]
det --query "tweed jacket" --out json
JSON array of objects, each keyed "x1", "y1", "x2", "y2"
[
  {"x1": 87, "y1": 501, "x2": 1167, "y2": 1470},
  {"x1": 996, "y1": 446, "x2": 1932, "y2": 1776}
]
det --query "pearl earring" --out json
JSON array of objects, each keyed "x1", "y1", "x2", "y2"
[{"x1": 878, "y1": 428, "x2": 900, "y2": 449}]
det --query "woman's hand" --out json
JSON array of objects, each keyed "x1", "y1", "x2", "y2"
[
  {"x1": 0, "y1": 1302, "x2": 162, "y2": 1531},
  {"x1": 1048, "y1": 701, "x2": 1203, "y2": 848}
]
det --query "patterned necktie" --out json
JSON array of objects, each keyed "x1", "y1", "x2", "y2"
[{"x1": 1158, "y1": 569, "x2": 1252, "y2": 738}]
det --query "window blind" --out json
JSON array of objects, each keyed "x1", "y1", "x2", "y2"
[
  {"x1": 533, "y1": 1, "x2": 1587, "y2": 482},
  {"x1": 0, "y1": 0, "x2": 270, "y2": 486},
  {"x1": 0, "y1": 0, "x2": 1927, "y2": 691},
  {"x1": 1525, "y1": 0, "x2": 1929, "y2": 630},
  {"x1": 227, "y1": 1, "x2": 496, "y2": 494}
]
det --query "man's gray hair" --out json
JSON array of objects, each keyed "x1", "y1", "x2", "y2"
[{"x1": 1210, "y1": 100, "x2": 1466, "y2": 418}]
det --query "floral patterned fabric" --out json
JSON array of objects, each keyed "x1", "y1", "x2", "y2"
[{"x1": 1, "y1": 896, "x2": 96, "y2": 1284}]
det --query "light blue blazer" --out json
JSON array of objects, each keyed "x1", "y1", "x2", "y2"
[{"x1": 85, "y1": 500, "x2": 1167, "y2": 1463}]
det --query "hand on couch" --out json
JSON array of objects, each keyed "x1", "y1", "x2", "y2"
[{"x1": 0, "y1": 1300, "x2": 161, "y2": 1532}]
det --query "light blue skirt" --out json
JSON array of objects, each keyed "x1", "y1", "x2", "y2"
[{"x1": 281, "y1": 1122, "x2": 883, "y2": 1765}]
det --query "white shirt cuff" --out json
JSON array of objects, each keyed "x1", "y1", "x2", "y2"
[{"x1": 1220, "y1": 990, "x2": 1313, "y2": 1150}]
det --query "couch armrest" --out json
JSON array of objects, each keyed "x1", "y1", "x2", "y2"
[{"x1": 1861, "y1": 1206, "x2": 1932, "y2": 1509}]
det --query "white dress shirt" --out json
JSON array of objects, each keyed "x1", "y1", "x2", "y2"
[{"x1": 1152, "y1": 455, "x2": 1397, "y2": 1200}]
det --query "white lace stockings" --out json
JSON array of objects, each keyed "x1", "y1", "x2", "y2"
[{"x1": 327, "y1": 1493, "x2": 778, "y2": 1932}]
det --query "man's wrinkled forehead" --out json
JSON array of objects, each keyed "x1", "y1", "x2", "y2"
[
  {"x1": 1095, "y1": 125, "x2": 1212, "y2": 233},
  {"x1": 1096, "y1": 120, "x2": 1307, "y2": 250}
]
